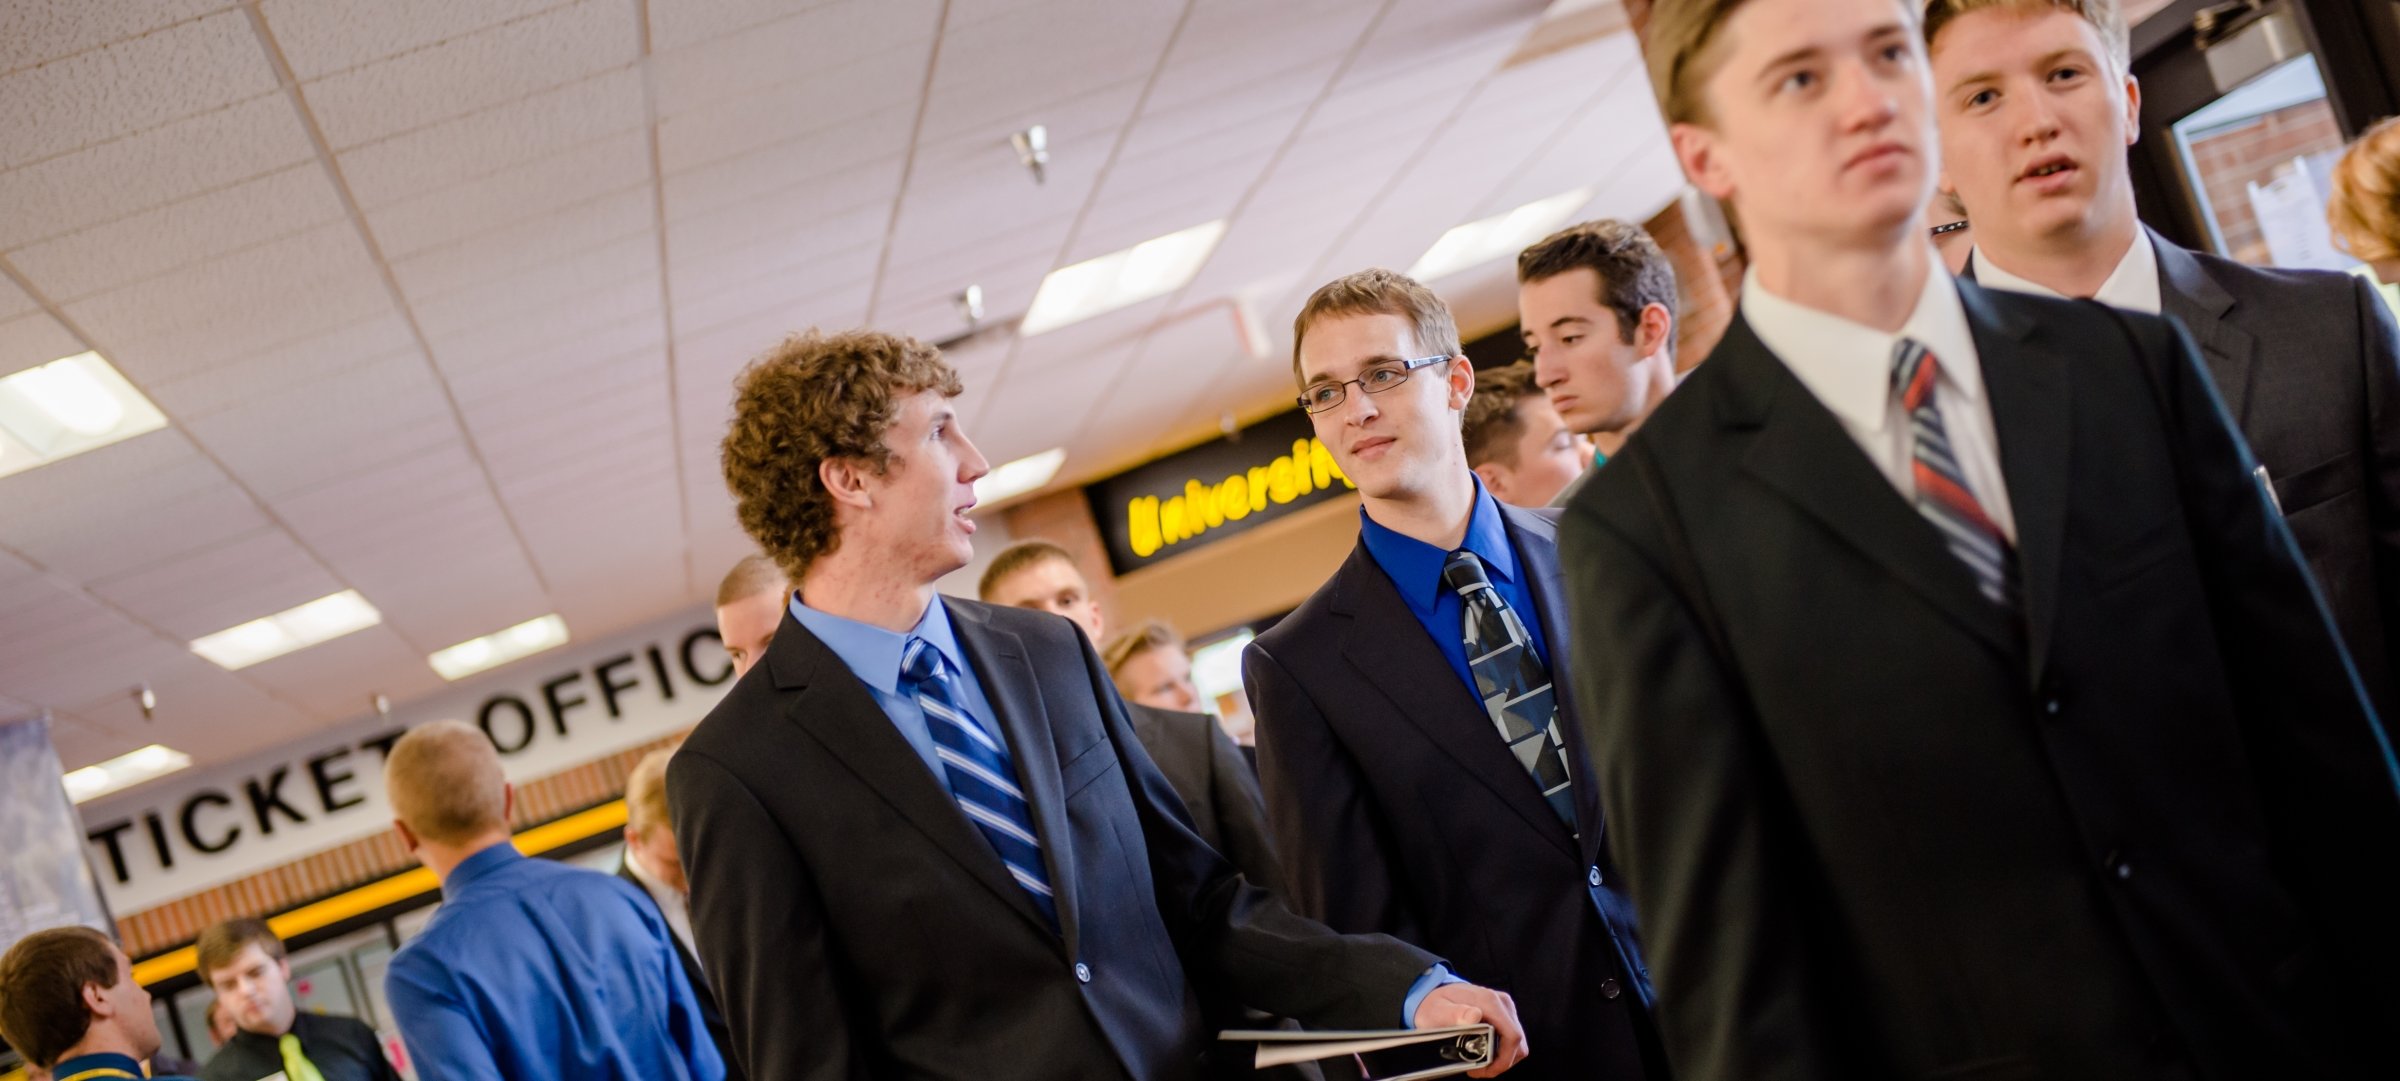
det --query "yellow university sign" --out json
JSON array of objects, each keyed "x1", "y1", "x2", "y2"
[{"x1": 1088, "y1": 410, "x2": 1354, "y2": 573}]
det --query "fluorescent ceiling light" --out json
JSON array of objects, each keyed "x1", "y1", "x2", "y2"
[
  {"x1": 1021, "y1": 221, "x2": 1226, "y2": 335},
  {"x1": 190, "y1": 589, "x2": 383, "y2": 670},
  {"x1": 430, "y1": 614, "x2": 570, "y2": 681},
  {"x1": 1405, "y1": 188, "x2": 1596, "y2": 283},
  {"x1": 975, "y1": 448, "x2": 1067, "y2": 507},
  {"x1": 0, "y1": 351, "x2": 168, "y2": 480},
  {"x1": 63, "y1": 744, "x2": 192, "y2": 803}
]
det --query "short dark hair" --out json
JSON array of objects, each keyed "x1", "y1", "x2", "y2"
[
  {"x1": 0, "y1": 926, "x2": 120, "y2": 1068},
  {"x1": 1517, "y1": 219, "x2": 1680, "y2": 358},
  {"x1": 979, "y1": 540, "x2": 1076, "y2": 601},
  {"x1": 1462, "y1": 362, "x2": 1544, "y2": 468},
  {"x1": 195, "y1": 918, "x2": 284, "y2": 984}
]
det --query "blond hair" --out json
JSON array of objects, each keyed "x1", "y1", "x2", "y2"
[
  {"x1": 385, "y1": 720, "x2": 508, "y2": 845},
  {"x1": 1647, "y1": 0, "x2": 1936, "y2": 126},
  {"x1": 715, "y1": 554, "x2": 788, "y2": 607},
  {"x1": 2331, "y1": 116, "x2": 2400, "y2": 264},
  {"x1": 1291, "y1": 269, "x2": 1461, "y2": 382},
  {"x1": 1102, "y1": 620, "x2": 1186, "y2": 680},
  {"x1": 624, "y1": 745, "x2": 676, "y2": 835},
  {"x1": 1923, "y1": 0, "x2": 2128, "y2": 73}
]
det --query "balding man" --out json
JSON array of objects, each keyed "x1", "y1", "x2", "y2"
[
  {"x1": 381, "y1": 721, "x2": 723, "y2": 1081},
  {"x1": 715, "y1": 555, "x2": 788, "y2": 680}
]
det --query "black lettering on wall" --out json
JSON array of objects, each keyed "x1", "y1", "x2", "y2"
[
  {"x1": 541, "y1": 672, "x2": 589, "y2": 737},
  {"x1": 87, "y1": 821, "x2": 133, "y2": 884},
  {"x1": 142, "y1": 811, "x2": 175, "y2": 871},
  {"x1": 479, "y1": 695, "x2": 536, "y2": 754},
  {"x1": 179, "y1": 790, "x2": 240, "y2": 854},
  {"x1": 593, "y1": 654, "x2": 640, "y2": 717},
  {"x1": 682, "y1": 628, "x2": 733, "y2": 687},
  {"x1": 356, "y1": 727, "x2": 405, "y2": 763},
  {"x1": 244, "y1": 768, "x2": 309, "y2": 836},
  {"x1": 308, "y1": 749, "x2": 364, "y2": 813},
  {"x1": 646, "y1": 646, "x2": 677, "y2": 701}
]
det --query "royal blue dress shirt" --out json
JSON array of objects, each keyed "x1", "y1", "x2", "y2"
[
  {"x1": 384, "y1": 845, "x2": 725, "y2": 1081},
  {"x1": 1359, "y1": 479, "x2": 1551, "y2": 695}
]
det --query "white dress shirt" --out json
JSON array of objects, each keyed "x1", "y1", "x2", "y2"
[
  {"x1": 1742, "y1": 264, "x2": 2019, "y2": 543},
  {"x1": 1970, "y1": 227, "x2": 2163, "y2": 315},
  {"x1": 625, "y1": 846, "x2": 701, "y2": 968}
]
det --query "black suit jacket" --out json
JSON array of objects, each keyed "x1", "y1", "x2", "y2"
[
  {"x1": 199, "y1": 1012, "x2": 397, "y2": 1081},
  {"x1": 1125, "y1": 703, "x2": 1285, "y2": 897},
  {"x1": 1561, "y1": 281, "x2": 2400, "y2": 1081},
  {"x1": 1972, "y1": 232, "x2": 2400, "y2": 716},
  {"x1": 1244, "y1": 504, "x2": 1664, "y2": 1081},
  {"x1": 667, "y1": 598, "x2": 1439, "y2": 1081},
  {"x1": 616, "y1": 860, "x2": 743, "y2": 1081}
]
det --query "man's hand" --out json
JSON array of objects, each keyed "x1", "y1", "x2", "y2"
[{"x1": 1411, "y1": 982, "x2": 1527, "y2": 1077}]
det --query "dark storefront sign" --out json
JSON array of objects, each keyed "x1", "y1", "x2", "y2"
[{"x1": 1086, "y1": 409, "x2": 1356, "y2": 575}]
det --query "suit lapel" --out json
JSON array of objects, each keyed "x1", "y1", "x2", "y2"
[
  {"x1": 1502, "y1": 506, "x2": 1605, "y2": 857},
  {"x1": 1331, "y1": 543, "x2": 1582, "y2": 858},
  {"x1": 766, "y1": 609, "x2": 1063, "y2": 944},
  {"x1": 1961, "y1": 283, "x2": 2070, "y2": 688},
  {"x1": 2152, "y1": 228, "x2": 2258, "y2": 426},
  {"x1": 1721, "y1": 314, "x2": 2020, "y2": 660},
  {"x1": 945, "y1": 599, "x2": 1082, "y2": 953}
]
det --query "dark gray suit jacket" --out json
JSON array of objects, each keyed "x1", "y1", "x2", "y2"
[
  {"x1": 1562, "y1": 281, "x2": 2400, "y2": 1081},
  {"x1": 1125, "y1": 703, "x2": 1284, "y2": 897},
  {"x1": 667, "y1": 598, "x2": 1439, "y2": 1081},
  {"x1": 1975, "y1": 231, "x2": 2400, "y2": 716}
]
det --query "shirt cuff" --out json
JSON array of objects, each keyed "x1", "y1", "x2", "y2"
[{"x1": 1400, "y1": 964, "x2": 1466, "y2": 1028}]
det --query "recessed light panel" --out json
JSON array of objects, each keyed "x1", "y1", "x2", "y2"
[
  {"x1": 191, "y1": 590, "x2": 383, "y2": 670},
  {"x1": 0, "y1": 351, "x2": 168, "y2": 479},
  {"x1": 1021, "y1": 221, "x2": 1227, "y2": 336},
  {"x1": 63, "y1": 744, "x2": 192, "y2": 803},
  {"x1": 975, "y1": 448, "x2": 1068, "y2": 507},
  {"x1": 1405, "y1": 188, "x2": 1596, "y2": 283},
  {"x1": 430, "y1": 614, "x2": 571, "y2": 681}
]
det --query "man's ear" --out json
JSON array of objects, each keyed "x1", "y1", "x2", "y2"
[
  {"x1": 393, "y1": 818, "x2": 420, "y2": 853},
  {"x1": 1673, "y1": 123, "x2": 1736, "y2": 202},
  {"x1": 83, "y1": 977, "x2": 116, "y2": 1019},
  {"x1": 819, "y1": 456, "x2": 876, "y2": 512},
  {"x1": 1636, "y1": 303, "x2": 1675, "y2": 360},
  {"x1": 2121, "y1": 73, "x2": 2141, "y2": 147},
  {"x1": 1445, "y1": 356, "x2": 1476, "y2": 411},
  {"x1": 501, "y1": 781, "x2": 515, "y2": 821},
  {"x1": 1472, "y1": 462, "x2": 1512, "y2": 502}
]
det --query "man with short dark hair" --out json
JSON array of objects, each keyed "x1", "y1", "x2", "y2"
[
  {"x1": 1925, "y1": 0, "x2": 2400, "y2": 719},
  {"x1": 194, "y1": 919, "x2": 395, "y2": 1081},
  {"x1": 672, "y1": 328, "x2": 1528, "y2": 1080},
  {"x1": 1516, "y1": 219, "x2": 1681, "y2": 506},
  {"x1": 0, "y1": 925, "x2": 194, "y2": 1080},
  {"x1": 1461, "y1": 361, "x2": 1595, "y2": 509}
]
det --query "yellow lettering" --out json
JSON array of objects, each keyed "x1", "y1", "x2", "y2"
[
  {"x1": 1162, "y1": 496, "x2": 1190, "y2": 543},
  {"x1": 1292, "y1": 440, "x2": 1315, "y2": 495},
  {"x1": 1189, "y1": 479, "x2": 1224, "y2": 528},
  {"x1": 1267, "y1": 457, "x2": 1297, "y2": 504},
  {"x1": 1246, "y1": 467, "x2": 1270, "y2": 512},
  {"x1": 1219, "y1": 475, "x2": 1250, "y2": 521},
  {"x1": 1127, "y1": 496, "x2": 1161, "y2": 558},
  {"x1": 1309, "y1": 438, "x2": 1352, "y2": 489}
]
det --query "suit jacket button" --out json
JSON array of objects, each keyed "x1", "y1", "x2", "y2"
[
  {"x1": 1075, "y1": 962, "x2": 1092, "y2": 983},
  {"x1": 1599, "y1": 978, "x2": 1622, "y2": 1000},
  {"x1": 2043, "y1": 697, "x2": 2063, "y2": 717},
  {"x1": 1587, "y1": 866, "x2": 1602, "y2": 888}
]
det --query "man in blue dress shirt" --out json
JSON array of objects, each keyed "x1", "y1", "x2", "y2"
[
  {"x1": 0, "y1": 925, "x2": 195, "y2": 1080},
  {"x1": 379, "y1": 720, "x2": 724, "y2": 1081}
]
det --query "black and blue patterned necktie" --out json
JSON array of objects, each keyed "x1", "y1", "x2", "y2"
[{"x1": 1440, "y1": 550, "x2": 1578, "y2": 831}]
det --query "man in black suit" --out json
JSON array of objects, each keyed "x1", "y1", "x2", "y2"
[
  {"x1": 1563, "y1": 1, "x2": 2400, "y2": 1079},
  {"x1": 1926, "y1": 0, "x2": 2400, "y2": 718},
  {"x1": 669, "y1": 329, "x2": 1527, "y2": 1081},
  {"x1": 620, "y1": 746, "x2": 741, "y2": 1081},
  {"x1": 978, "y1": 540, "x2": 1285, "y2": 896},
  {"x1": 1244, "y1": 270, "x2": 1665, "y2": 1081},
  {"x1": 193, "y1": 920, "x2": 396, "y2": 1081}
]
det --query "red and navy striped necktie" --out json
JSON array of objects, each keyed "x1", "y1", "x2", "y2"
[{"x1": 1895, "y1": 338, "x2": 2019, "y2": 610}]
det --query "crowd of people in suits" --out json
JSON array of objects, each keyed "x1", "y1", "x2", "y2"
[{"x1": 8, "y1": 0, "x2": 2400, "y2": 1078}]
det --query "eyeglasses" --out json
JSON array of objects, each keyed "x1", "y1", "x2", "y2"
[
  {"x1": 1930, "y1": 220, "x2": 1969, "y2": 237},
  {"x1": 1297, "y1": 355, "x2": 1453, "y2": 414}
]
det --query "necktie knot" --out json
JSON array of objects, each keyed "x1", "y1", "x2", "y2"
[
  {"x1": 900, "y1": 636, "x2": 945, "y2": 687},
  {"x1": 1440, "y1": 549, "x2": 1492, "y2": 595},
  {"x1": 1894, "y1": 337, "x2": 1941, "y2": 413},
  {"x1": 278, "y1": 1032, "x2": 328, "y2": 1081}
]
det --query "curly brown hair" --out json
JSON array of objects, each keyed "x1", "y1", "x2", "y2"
[{"x1": 722, "y1": 330, "x2": 964, "y2": 579}]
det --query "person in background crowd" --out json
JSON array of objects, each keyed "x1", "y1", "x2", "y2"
[
  {"x1": 2330, "y1": 114, "x2": 2400, "y2": 286},
  {"x1": 1516, "y1": 219, "x2": 1681, "y2": 506},
  {"x1": 0, "y1": 926, "x2": 195, "y2": 1080},
  {"x1": 714, "y1": 555, "x2": 789, "y2": 680},
  {"x1": 1929, "y1": 188, "x2": 1974, "y2": 273},
  {"x1": 204, "y1": 1001, "x2": 236, "y2": 1049},
  {"x1": 1099, "y1": 619, "x2": 1202, "y2": 714},
  {"x1": 1462, "y1": 361, "x2": 1597, "y2": 509},
  {"x1": 1563, "y1": 0, "x2": 2400, "y2": 1077},
  {"x1": 193, "y1": 919, "x2": 395, "y2": 1081},
  {"x1": 618, "y1": 746, "x2": 741, "y2": 1081},
  {"x1": 1928, "y1": 0, "x2": 2400, "y2": 720},
  {"x1": 1244, "y1": 269, "x2": 1667, "y2": 1081},
  {"x1": 381, "y1": 721, "x2": 723, "y2": 1081},
  {"x1": 671, "y1": 328, "x2": 1526, "y2": 1080}
]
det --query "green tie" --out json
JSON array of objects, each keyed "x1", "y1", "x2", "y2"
[{"x1": 278, "y1": 1032, "x2": 328, "y2": 1081}]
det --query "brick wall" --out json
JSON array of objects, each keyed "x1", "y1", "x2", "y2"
[
  {"x1": 118, "y1": 732, "x2": 689, "y2": 959},
  {"x1": 2183, "y1": 99, "x2": 2345, "y2": 265}
]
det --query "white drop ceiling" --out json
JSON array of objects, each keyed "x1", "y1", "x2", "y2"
[{"x1": 0, "y1": 0, "x2": 1681, "y2": 779}]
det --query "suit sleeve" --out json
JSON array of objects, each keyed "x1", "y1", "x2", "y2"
[
  {"x1": 2352, "y1": 276, "x2": 2400, "y2": 711},
  {"x1": 1559, "y1": 465, "x2": 1850, "y2": 1081},
  {"x1": 1200, "y1": 713, "x2": 1286, "y2": 899},
  {"x1": 342, "y1": 1016, "x2": 404, "y2": 1081},
  {"x1": 1068, "y1": 628, "x2": 1440, "y2": 1029},
  {"x1": 2131, "y1": 310, "x2": 2400, "y2": 1015},
  {"x1": 1242, "y1": 644, "x2": 1424, "y2": 945},
  {"x1": 383, "y1": 958, "x2": 506, "y2": 1081},
  {"x1": 669, "y1": 750, "x2": 860, "y2": 1081}
]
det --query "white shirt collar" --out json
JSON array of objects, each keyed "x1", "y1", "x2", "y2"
[
  {"x1": 1739, "y1": 262, "x2": 1986, "y2": 436},
  {"x1": 1969, "y1": 227, "x2": 2162, "y2": 314}
]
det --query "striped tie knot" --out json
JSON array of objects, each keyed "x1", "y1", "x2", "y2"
[
  {"x1": 1894, "y1": 337, "x2": 1939, "y2": 412},
  {"x1": 1890, "y1": 337, "x2": 2019, "y2": 611},
  {"x1": 901, "y1": 635, "x2": 946, "y2": 686}
]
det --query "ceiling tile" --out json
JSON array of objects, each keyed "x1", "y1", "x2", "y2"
[
  {"x1": 261, "y1": 0, "x2": 576, "y2": 80},
  {"x1": 0, "y1": 92, "x2": 316, "y2": 251},
  {"x1": 651, "y1": 0, "x2": 937, "y2": 118},
  {"x1": 0, "y1": 0, "x2": 235, "y2": 79},
  {"x1": 647, "y1": 0, "x2": 849, "y2": 53},
  {"x1": 85, "y1": 528, "x2": 341, "y2": 642},
  {"x1": 366, "y1": 129, "x2": 651, "y2": 258},
  {"x1": 144, "y1": 314, "x2": 420, "y2": 419},
  {"x1": 334, "y1": 68, "x2": 644, "y2": 208},
  {"x1": 390, "y1": 184, "x2": 653, "y2": 302},
  {"x1": 8, "y1": 163, "x2": 348, "y2": 303},
  {"x1": 0, "y1": 311, "x2": 86, "y2": 375},
  {"x1": 300, "y1": 0, "x2": 639, "y2": 150},
  {"x1": 0, "y1": 9, "x2": 276, "y2": 172}
]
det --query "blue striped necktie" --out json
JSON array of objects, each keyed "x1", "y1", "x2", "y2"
[
  {"x1": 901, "y1": 636, "x2": 1059, "y2": 929},
  {"x1": 1895, "y1": 338, "x2": 2020, "y2": 610}
]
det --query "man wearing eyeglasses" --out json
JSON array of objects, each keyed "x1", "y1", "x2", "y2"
[{"x1": 1241, "y1": 270, "x2": 1667, "y2": 1081}]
